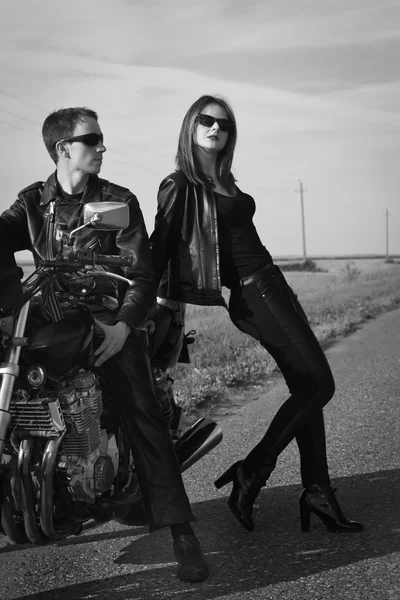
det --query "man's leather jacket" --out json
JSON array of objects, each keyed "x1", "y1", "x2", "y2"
[
  {"x1": 0, "y1": 172, "x2": 156, "y2": 329},
  {"x1": 149, "y1": 171, "x2": 226, "y2": 307}
]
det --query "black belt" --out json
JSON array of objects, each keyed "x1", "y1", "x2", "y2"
[{"x1": 239, "y1": 263, "x2": 276, "y2": 288}]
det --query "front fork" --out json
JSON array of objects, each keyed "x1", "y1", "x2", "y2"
[{"x1": 0, "y1": 301, "x2": 30, "y2": 460}]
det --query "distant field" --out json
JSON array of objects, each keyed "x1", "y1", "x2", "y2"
[
  {"x1": 293, "y1": 257, "x2": 399, "y2": 274},
  {"x1": 16, "y1": 256, "x2": 399, "y2": 279}
]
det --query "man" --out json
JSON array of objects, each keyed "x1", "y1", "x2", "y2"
[{"x1": 0, "y1": 107, "x2": 208, "y2": 583}]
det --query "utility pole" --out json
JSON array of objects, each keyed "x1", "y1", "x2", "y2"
[
  {"x1": 297, "y1": 179, "x2": 307, "y2": 261},
  {"x1": 385, "y1": 208, "x2": 390, "y2": 261}
]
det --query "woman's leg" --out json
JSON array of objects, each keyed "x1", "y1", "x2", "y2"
[
  {"x1": 220, "y1": 267, "x2": 362, "y2": 533},
  {"x1": 228, "y1": 267, "x2": 334, "y2": 485}
]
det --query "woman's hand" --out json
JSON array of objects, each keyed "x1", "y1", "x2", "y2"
[{"x1": 93, "y1": 319, "x2": 131, "y2": 367}]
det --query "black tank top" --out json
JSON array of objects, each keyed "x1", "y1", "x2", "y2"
[{"x1": 215, "y1": 189, "x2": 273, "y2": 289}]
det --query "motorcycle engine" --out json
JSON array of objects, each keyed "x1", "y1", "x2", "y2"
[
  {"x1": 10, "y1": 369, "x2": 118, "y2": 503},
  {"x1": 57, "y1": 370, "x2": 117, "y2": 503}
]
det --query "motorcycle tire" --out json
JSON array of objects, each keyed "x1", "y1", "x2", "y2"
[{"x1": 1, "y1": 498, "x2": 29, "y2": 545}]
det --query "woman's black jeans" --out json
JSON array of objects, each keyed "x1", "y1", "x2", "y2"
[{"x1": 228, "y1": 266, "x2": 335, "y2": 487}]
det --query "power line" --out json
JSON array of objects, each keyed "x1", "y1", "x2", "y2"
[
  {"x1": 0, "y1": 89, "x2": 46, "y2": 113},
  {"x1": 0, "y1": 107, "x2": 41, "y2": 127},
  {"x1": 0, "y1": 90, "x2": 168, "y2": 176},
  {"x1": 0, "y1": 119, "x2": 37, "y2": 136}
]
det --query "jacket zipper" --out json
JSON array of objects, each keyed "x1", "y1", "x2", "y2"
[
  {"x1": 209, "y1": 190, "x2": 223, "y2": 295},
  {"x1": 46, "y1": 200, "x2": 56, "y2": 260}
]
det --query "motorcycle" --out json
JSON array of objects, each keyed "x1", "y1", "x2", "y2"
[{"x1": 0, "y1": 202, "x2": 222, "y2": 544}]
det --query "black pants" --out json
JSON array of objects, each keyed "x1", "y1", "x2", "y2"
[
  {"x1": 228, "y1": 266, "x2": 335, "y2": 487},
  {"x1": 97, "y1": 318, "x2": 194, "y2": 531}
]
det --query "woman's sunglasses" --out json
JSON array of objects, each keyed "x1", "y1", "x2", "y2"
[
  {"x1": 197, "y1": 114, "x2": 234, "y2": 133},
  {"x1": 56, "y1": 133, "x2": 104, "y2": 147}
]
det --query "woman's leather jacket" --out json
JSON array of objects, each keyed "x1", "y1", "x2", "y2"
[
  {"x1": 0, "y1": 172, "x2": 156, "y2": 329},
  {"x1": 149, "y1": 171, "x2": 226, "y2": 307}
]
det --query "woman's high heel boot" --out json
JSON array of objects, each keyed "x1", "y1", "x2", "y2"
[
  {"x1": 299, "y1": 484, "x2": 363, "y2": 533},
  {"x1": 214, "y1": 460, "x2": 266, "y2": 532}
]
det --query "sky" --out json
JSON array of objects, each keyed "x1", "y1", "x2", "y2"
[{"x1": 1, "y1": 0, "x2": 400, "y2": 260}]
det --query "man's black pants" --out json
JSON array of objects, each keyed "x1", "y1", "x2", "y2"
[{"x1": 99, "y1": 324, "x2": 194, "y2": 531}]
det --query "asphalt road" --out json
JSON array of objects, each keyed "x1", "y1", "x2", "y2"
[{"x1": 1, "y1": 308, "x2": 400, "y2": 600}]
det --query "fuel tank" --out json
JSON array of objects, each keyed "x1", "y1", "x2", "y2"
[{"x1": 22, "y1": 302, "x2": 94, "y2": 377}]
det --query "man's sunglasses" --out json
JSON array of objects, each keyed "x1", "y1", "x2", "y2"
[
  {"x1": 197, "y1": 114, "x2": 234, "y2": 133},
  {"x1": 56, "y1": 133, "x2": 104, "y2": 147}
]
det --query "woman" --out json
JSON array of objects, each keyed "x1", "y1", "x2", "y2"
[{"x1": 149, "y1": 95, "x2": 363, "y2": 534}]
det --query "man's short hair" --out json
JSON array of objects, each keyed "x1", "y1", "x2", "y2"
[{"x1": 42, "y1": 107, "x2": 98, "y2": 163}]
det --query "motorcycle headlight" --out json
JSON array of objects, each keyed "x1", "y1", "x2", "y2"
[{"x1": 26, "y1": 365, "x2": 46, "y2": 389}]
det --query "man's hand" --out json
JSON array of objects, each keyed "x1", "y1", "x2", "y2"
[
  {"x1": 142, "y1": 319, "x2": 156, "y2": 335},
  {"x1": 93, "y1": 320, "x2": 131, "y2": 367}
]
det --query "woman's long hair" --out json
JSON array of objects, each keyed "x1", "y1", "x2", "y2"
[{"x1": 175, "y1": 95, "x2": 237, "y2": 192}]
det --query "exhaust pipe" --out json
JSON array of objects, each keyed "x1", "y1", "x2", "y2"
[
  {"x1": 174, "y1": 417, "x2": 223, "y2": 473},
  {"x1": 18, "y1": 439, "x2": 49, "y2": 544},
  {"x1": 40, "y1": 434, "x2": 81, "y2": 540}
]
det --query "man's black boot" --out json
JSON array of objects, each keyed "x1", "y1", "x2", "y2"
[{"x1": 173, "y1": 534, "x2": 209, "y2": 582}]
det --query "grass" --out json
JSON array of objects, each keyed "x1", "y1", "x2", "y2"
[
  {"x1": 279, "y1": 258, "x2": 325, "y2": 272},
  {"x1": 172, "y1": 261, "x2": 400, "y2": 418}
]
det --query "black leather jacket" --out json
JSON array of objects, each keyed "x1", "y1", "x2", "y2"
[
  {"x1": 149, "y1": 171, "x2": 226, "y2": 307},
  {"x1": 0, "y1": 172, "x2": 156, "y2": 329}
]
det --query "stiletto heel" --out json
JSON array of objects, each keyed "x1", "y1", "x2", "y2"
[
  {"x1": 214, "y1": 460, "x2": 267, "y2": 531},
  {"x1": 214, "y1": 463, "x2": 237, "y2": 489},
  {"x1": 299, "y1": 485, "x2": 363, "y2": 533},
  {"x1": 299, "y1": 495, "x2": 311, "y2": 531}
]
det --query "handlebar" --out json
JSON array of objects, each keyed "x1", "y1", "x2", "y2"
[
  {"x1": 41, "y1": 250, "x2": 133, "y2": 268},
  {"x1": 90, "y1": 253, "x2": 132, "y2": 267},
  {"x1": 21, "y1": 251, "x2": 136, "y2": 306}
]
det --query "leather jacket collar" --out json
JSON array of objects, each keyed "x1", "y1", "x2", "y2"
[{"x1": 39, "y1": 172, "x2": 107, "y2": 206}]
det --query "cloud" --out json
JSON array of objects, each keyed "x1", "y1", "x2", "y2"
[
  {"x1": 166, "y1": 34, "x2": 400, "y2": 94},
  {"x1": 2, "y1": 0, "x2": 400, "y2": 96},
  {"x1": 328, "y1": 81, "x2": 400, "y2": 113},
  {"x1": 1, "y1": 0, "x2": 399, "y2": 255}
]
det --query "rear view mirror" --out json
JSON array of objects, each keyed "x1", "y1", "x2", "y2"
[{"x1": 83, "y1": 202, "x2": 129, "y2": 230}]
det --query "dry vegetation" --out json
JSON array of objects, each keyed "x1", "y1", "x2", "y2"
[{"x1": 173, "y1": 260, "x2": 400, "y2": 417}]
